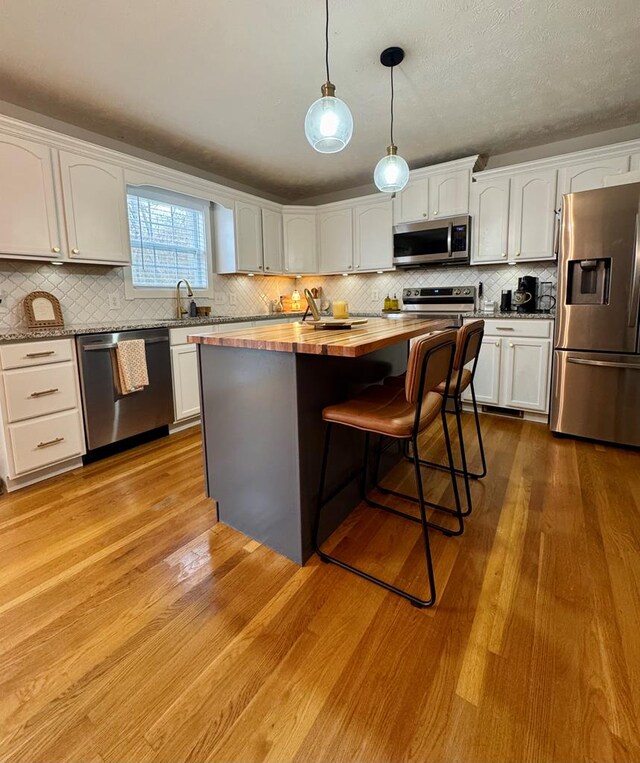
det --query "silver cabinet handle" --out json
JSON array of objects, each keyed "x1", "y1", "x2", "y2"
[
  {"x1": 496, "y1": 326, "x2": 515, "y2": 331},
  {"x1": 501, "y1": 252, "x2": 507, "y2": 258},
  {"x1": 37, "y1": 437, "x2": 65, "y2": 448},
  {"x1": 26, "y1": 350, "x2": 55, "y2": 358},
  {"x1": 494, "y1": 341, "x2": 500, "y2": 346},
  {"x1": 509, "y1": 342, "x2": 514, "y2": 347},
  {"x1": 30, "y1": 388, "x2": 59, "y2": 398},
  {"x1": 567, "y1": 357, "x2": 640, "y2": 371},
  {"x1": 83, "y1": 336, "x2": 168, "y2": 351},
  {"x1": 71, "y1": 248, "x2": 79, "y2": 254},
  {"x1": 52, "y1": 247, "x2": 61, "y2": 253}
]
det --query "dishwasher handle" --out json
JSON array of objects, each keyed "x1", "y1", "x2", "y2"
[{"x1": 82, "y1": 336, "x2": 169, "y2": 351}]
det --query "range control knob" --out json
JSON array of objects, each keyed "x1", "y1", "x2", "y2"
[
  {"x1": 414, "y1": 289, "x2": 420, "y2": 296},
  {"x1": 464, "y1": 288, "x2": 471, "y2": 295},
  {"x1": 453, "y1": 288, "x2": 461, "y2": 296}
]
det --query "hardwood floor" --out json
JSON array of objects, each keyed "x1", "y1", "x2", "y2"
[{"x1": 1, "y1": 415, "x2": 639, "y2": 762}]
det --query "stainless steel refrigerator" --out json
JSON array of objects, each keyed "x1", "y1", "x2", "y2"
[{"x1": 551, "y1": 182, "x2": 640, "y2": 447}]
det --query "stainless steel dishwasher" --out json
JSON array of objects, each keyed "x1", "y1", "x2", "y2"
[{"x1": 76, "y1": 327, "x2": 173, "y2": 453}]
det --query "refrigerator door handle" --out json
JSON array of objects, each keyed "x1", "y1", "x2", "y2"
[
  {"x1": 567, "y1": 357, "x2": 640, "y2": 371},
  {"x1": 629, "y1": 211, "x2": 640, "y2": 328}
]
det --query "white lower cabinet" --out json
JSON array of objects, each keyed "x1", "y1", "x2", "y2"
[
  {"x1": 169, "y1": 322, "x2": 256, "y2": 423},
  {"x1": 0, "y1": 338, "x2": 86, "y2": 490},
  {"x1": 501, "y1": 337, "x2": 551, "y2": 412},
  {"x1": 171, "y1": 344, "x2": 201, "y2": 422},
  {"x1": 462, "y1": 319, "x2": 553, "y2": 416},
  {"x1": 470, "y1": 337, "x2": 502, "y2": 405}
]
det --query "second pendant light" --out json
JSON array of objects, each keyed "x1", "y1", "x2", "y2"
[{"x1": 374, "y1": 47, "x2": 409, "y2": 193}]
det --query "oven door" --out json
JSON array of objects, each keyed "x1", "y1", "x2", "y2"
[{"x1": 393, "y1": 216, "x2": 469, "y2": 267}]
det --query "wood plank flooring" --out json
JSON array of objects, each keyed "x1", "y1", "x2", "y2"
[{"x1": 1, "y1": 416, "x2": 639, "y2": 762}]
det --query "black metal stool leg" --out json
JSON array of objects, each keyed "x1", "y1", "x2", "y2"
[
  {"x1": 410, "y1": 434, "x2": 436, "y2": 607},
  {"x1": 315, "y1": 427, "x2": 437, "y2": 608},
  {"x1": 453, "y1": 397, "x2": 474, "y2": 517},
  {"x1": 469, "y1": 381, "x2": 488, "y2": 479}
]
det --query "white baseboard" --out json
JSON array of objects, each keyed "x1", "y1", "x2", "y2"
[
  {"x1": 169, "y1": 417, "x2": 201, "y2": 434},
  {"x1": 1, "y1": 456, "x2": 84, "y2": 493}
]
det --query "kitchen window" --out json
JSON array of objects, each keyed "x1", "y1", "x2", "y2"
[{"x1": 124, "y1": 187, "x2": 213, "y2": 298}]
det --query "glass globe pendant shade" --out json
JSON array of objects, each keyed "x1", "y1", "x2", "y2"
[
  {"x1": 374, "y1": 145, "x2": 409, "y2": 193},
  {"x1": 304, "y1": 83, "x2": 353, "y2": 154}
]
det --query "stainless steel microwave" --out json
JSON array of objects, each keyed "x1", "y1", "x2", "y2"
[{"x1": 393, "y1": 215, "x2": 471, "y2": 267}]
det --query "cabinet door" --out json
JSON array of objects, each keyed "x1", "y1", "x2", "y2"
[
  {"x1": 318, "y1": 207, "x2": 354, "y2": 273},
  {"x1": 59, "y1": 151, "x2": 130, "y2": 263},
  {"x1": 171, "y1": 344, "x2": 200, "y2": 421},
  {"x1": 501, "y1": 338, "x2": 551, "y2": 412},
  {"x1": 353, "y1": 199, "x2": 393, "y2": 272},
  {"x1": 235, "y1": 201, "x2": 263, "y2": 272},
  {"x1": 469, "y1": 177, "x2": 510, "y2": 264},
  {"x1": 428, "y1": 170, "x2": 469, "y2": 218},
  {"x1": 631, "y1": 153, "x2": 640, "y2": 171},
  {"x1": 283, "y1": 212, "x2": 317, "y2": 274},
  {"x1": 508, "y1": 168, "x2": 557, "y2": 262},
  {"x1": 0, "y1": 136, "x2": 61, "y2": 258},
  {"x1": 462, "y1": 336, "x2": 502, "y2": 405},
  {"x1": 557, "y1": 156, "x2": 630, "y2": 197},
  {"x1": 393, "y1": 176, "x2": 429, "y2": 224},
  {"x1": 261, "y1": 208, "x2": 283, "y2": 274}
]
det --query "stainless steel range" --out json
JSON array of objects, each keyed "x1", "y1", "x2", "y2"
[{"x1": 401, "y1": 285, "x2": 477, "y2": 326}]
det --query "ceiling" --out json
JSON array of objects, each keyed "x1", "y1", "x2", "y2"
[{"x1": 0, "y1": 0, "x2": 639, "y2": 201}]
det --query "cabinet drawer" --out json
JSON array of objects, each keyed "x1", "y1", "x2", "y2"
[
  {"x1": 3, "y1": 362, "x2": 80, "y2": 423},
  {"x1": 0, "y1": 339, "x2": 74, "y2": 369},
  {"x1": 8, "y1": 409, "x2": 85, "y2": 476},
  {"x1": 170, "y1": 325, "x2": 217, "y2": 346},
  {"x1": 471, "y1": 319, "x2": 552, "y2": 338}
]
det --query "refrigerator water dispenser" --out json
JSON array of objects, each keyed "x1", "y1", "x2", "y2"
[{"x1": 567, "y1": 258, "x2": 611, "y2": 305}]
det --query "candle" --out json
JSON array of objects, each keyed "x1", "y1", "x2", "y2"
[{"x1": 333, "y1": 300, "x2": 349, "y2": 319}]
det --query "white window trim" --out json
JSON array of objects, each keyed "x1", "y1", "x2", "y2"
[{"x1": 124, "y1": 185, "x2": 215, "y2": 300}]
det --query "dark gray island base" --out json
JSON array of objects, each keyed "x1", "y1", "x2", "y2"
[{"x1": 191, "y1": 318, "x2": 449, "y2": 564}]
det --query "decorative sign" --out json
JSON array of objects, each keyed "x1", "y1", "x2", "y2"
[{"x1": 23, "y1": 291, "x2": 64, "y2": 329}]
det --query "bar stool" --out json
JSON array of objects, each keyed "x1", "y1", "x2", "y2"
[
  {"x1": 313, "y1": 330, "x2": 461, "y2": 608},
  {"x1": 386, "y1": 320, "x2": 487, "y2": 517}
]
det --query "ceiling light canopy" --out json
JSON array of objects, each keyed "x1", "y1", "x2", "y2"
[
  {"x1": 374, "y1": 47, "x2": 409, "y2": 194},
  {"x1": 304, "y1": 0, "x2": 353, "y2": 154}
]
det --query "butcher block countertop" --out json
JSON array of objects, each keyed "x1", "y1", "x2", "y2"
[{"x1": 188, "y1": 316, "x2": 450, "y2": 358}]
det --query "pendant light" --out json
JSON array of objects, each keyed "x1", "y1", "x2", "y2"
[
  {"x1": 304, "y1": 0, "x2": 353, "y2": 153},
  {"x1": 374, "y1": 47, "x2": 409, "y2": 193}
]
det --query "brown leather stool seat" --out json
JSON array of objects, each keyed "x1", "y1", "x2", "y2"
[
  {"x1": 323, "y1": 385, "x2": 442, "y2": 439},
  {"x1": 314, "y1": 329, "x2": 465, "y2": 609}
]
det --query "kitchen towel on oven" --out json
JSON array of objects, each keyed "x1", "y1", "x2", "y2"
[{"x1": 115, "y1": 339, "x2": 149, "y2": 394}]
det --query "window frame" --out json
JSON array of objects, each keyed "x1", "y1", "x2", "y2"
[{"x1": 124, "y1": 186, "x2": 215, "y2": 300}]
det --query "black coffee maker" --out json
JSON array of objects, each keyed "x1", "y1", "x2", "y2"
[{"x1": 514, "y1": 276, "x2": 538, "y2": 313}]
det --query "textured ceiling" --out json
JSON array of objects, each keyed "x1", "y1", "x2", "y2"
[{"x1": 0, "y1": 0, "x2": 639, "y2": 200}]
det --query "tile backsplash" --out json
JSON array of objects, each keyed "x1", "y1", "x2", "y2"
[{"x1": 0, "y1": 260, "x2": 556, "y2": 331}]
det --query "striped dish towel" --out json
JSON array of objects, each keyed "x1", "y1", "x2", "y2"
[{"x1": 115, "y1": 339, "x2": 149, "y2": 394}]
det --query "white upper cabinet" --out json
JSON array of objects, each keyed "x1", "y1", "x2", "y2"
[
  {"x1": 428, "y1": 170, "x2": 469, "y2": 218},
  {"x1": 631, "y1": 153, "x2": 640, "y2": 171},
  {"x1": 508, "y1": 168, "x2": 557, "y2": 262},
  {"x1": 234, "y1": 200, "x2": 263, "y2": 272},
  {"x1": 469, "y1": 177, "x2": 510, "y2": 264},
  {"x1": 557, "y1": 156, "x2": 630, "y2": 198},
  {"x1": 394, "y1": 176, "x2": 429, "y2": 225},
  {"x1": 318, "y1": 205, "x2": 353, "y2": 273},
  {"x1": 261, "y1": 208, "x2": 283, "y2": 275},
  {"x1": 0, "y1": 135, "x2": 61, "y2": 258},
  {"x1": 353, "y1": 198, "x2": 393, "y2": 272},
  {"x1": 58, "y1": 151, "x2": 130, "y2": 263},
  {"x1": 283, "y1": 209, "x2": 317, "y2": 274}
]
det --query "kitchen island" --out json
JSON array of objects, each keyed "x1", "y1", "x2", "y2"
[{"x1": 189, "y1": 317, "x2": 449, "y2": 563}]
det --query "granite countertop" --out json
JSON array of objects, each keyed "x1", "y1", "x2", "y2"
[
  {"x1": 0, "y1": 312, "x2": 308, "y2": 343},
  {"x1": 0, "y1": 308, "x2": 554, "y2": 343},
  {"x1": 469, "y1": 310, "x2": 555, "y2": 320}
]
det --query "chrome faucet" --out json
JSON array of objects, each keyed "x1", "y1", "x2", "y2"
[{"x1": 176, "y1": 279, "x2": 194, "y2": 319}]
